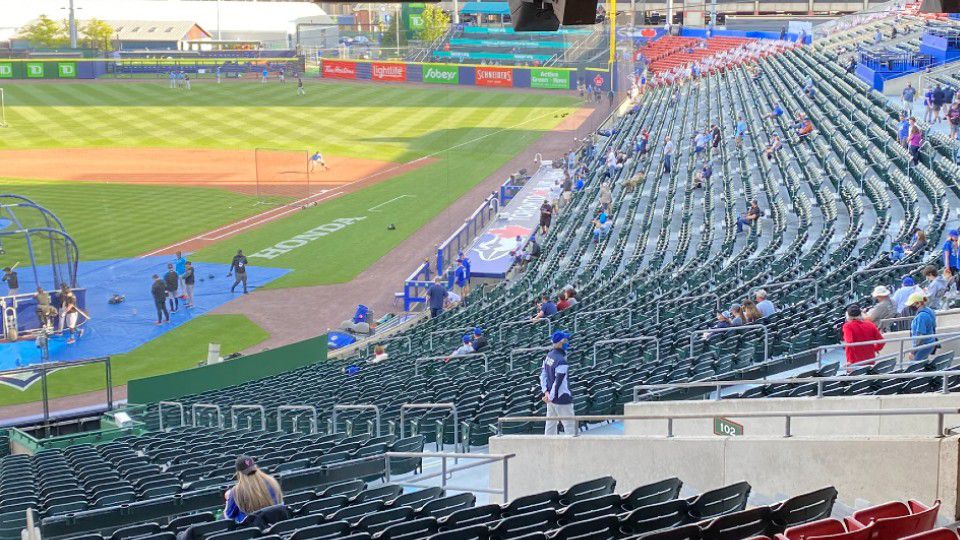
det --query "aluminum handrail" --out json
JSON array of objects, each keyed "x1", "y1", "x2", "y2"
[
  {"x1": 428, "y1": 326, "x2": 475, "y2": 351},
  {"x1": 848, "y1": 262, "x2": 922, "y2": 293},
  {"x1": 192, "y1": 403, "x2": 222, "y2": 429},
  {"x1": 415, "y1": 353, "x2": 488, "y2": 376},
  {"x1": 592, "y1": 336, "x2": 660, "y2": 367},
  {"x1": 758, "y1": 278, "x2": 819, "y2": 299},
  {"x1": 399, "y1": 403, "x2": 459, "y2": 454},
  {"x1": 230, "y1": 404, "x2": 264, "y2": 431},
  {"x1": 331, "y1": 404, "x2": 381, "y2": 437},
  {"x1": 573, "y1": 308, "x2": 632, "y2": 332},
  {"x1": 633, "y1": 370, "x2": 960, "y2": 401},
  {"x1": 495, "y1": 407, "x2": 959, "y2": 438},
  {"x1": 498, "y1": 317, "x2": 553, "y2": 340},
  {"x1": 383, "y1": 451, "x2": 514, "y2": 503},
  {"x1": 158, "y1": 401, "x2": 185, "y2": 432},
  {"x1": 692, "y1": 324, "x2": 769, "y2": 362},
  {"x1": 277, "y1": 405, "x2": 317, "y2": 434}
]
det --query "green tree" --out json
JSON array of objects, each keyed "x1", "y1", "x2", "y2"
[
  {"x1": 418, "y1": 5, "x2": 451, "y2": 43},
  {"x1": 381, "y1": 15, "x2": 408, "y2": 49},
  {"x1": 18, "y1": 15, "x2": 68, "y2": 48},
  {"x1": 81, "y1": 19, "x2": 115, "y2": 51}
]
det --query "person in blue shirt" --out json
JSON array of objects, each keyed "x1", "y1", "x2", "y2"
[
  {"x1": 426, "y1": 277, "x2": 448, "y2": 318},
  {"x1": 174, "y1": 251, "x2": 187, "y2": 288},
  {"x1": 224, "y1": 456, "x2": 283, "y2": 523},
  {"x1": 168, "y1": 70, "x2": 176, "y2": 89},
  {"x1": 734, "y1": 119, "x2": 747, "y2": 146},
  {"x1": 533, "y1": 294, "x2": 557, "y2": 320},
  {"x1": 897, "y1": 114, "x2": 911, "y2": 148},
  {"x1": 906, "y1": 292, "x2": 936, "y2": 362},
  {"x1": 540, "y1": 331, "x2": 573, "y2": 435},
  {"x1": 943, "y1": 229, "x2": 960, "y2": 273},
  {"x1": 454, "y1": 259, "x2": 469, "y2": 305},
  {"x1": 261, "y1": 68, "x2": 269, "y2": 83},
  {"x1": 458, "y1": 251, "x2": 472, "y2": 284},
  {"x1": 768, "y1": 105, "x2": 784, "y2": 120}
]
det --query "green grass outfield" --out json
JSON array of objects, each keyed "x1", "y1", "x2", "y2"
[
  {"x1": 0, "y1": 315, "x2": 269, "y2": 407},
  {"x1": 0, "y1": 81, "x2": 580, "y2": 288}
]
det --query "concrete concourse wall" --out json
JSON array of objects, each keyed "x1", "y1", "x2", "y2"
[{"x1": 488, "y1": 434, "x2": 960, "y2": 520}]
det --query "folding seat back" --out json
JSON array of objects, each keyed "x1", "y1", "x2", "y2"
[
  {"x1": 377, "y1": 517, "x2": 440, "y2": 540},
  {"x1": 901, "y1": 529, "x2": 960, "y2": 540},
  {"x1": 355, "y1": 507, "x2": 415, "y2": 534},
  {"x1": 429, "y1": 525, "x2": 491, "y2": 540},
  {"x1": 166, "y1": 512, "x2": 216, "y2": 533},
  {"x1": 177, "y1": 520, "x2": 235, "y2": 540},
  {"x1": 557, "y1": 494, "x2": 622, "y2": 524},
  {"x1": 421, "y1": 493, "x2": 477, "y2": 519},
  {"x1": 490, "y1": 508, "x2": 559, "y2": 540},
  {"x1": 266, "y1": 514, "x2": 325, "y2": 537},
  {"x1": 288, "y1": 520, "x2": 352, "y2": 540},
  {"x1": 559, "y1": 477, "x2": 617, "y2": 506},
  {"x1": 389, "y1": 487, "x2": 443, "y2": 510},
  {"x1": 111, "y1": 523, "x2": 161, "y2": 540},
  {"x1": 853, "y1": 501, "x2": 940, "y2": 540},
  {"x1": 701, "y1": 506, "x2": 773, "y2": 540},
  {"x1": 330, "y1": 500, "x2": 385, "y2": 524},
  {"x1": 637, "y1": 523, "x2": 703, "y2": 540},
  {"x1": 620, "y1": 499, "x2": 692, "y2": 536},
  {"x1": 769, "y1": 487, "x2": 838, "y2": 530},
  {"x1": 205, "y1": 528, "x2": 262, "y2": 540},
  {"x1": 501, "y1": 491, "x2": 561, "y2": 517},
  {"x1": 689, "y1": 482, "x2": 751, "y2": 520},
  {"x1": 622, "y1": 478, "x2": 684, "y2": 511},
  {"x1": 355, "y1": 485, "x2": 404, "y2": 504},
  {"x1": 547, "y1": 514, "x2": 621, "y2": 540},
  {"x1": 320, "y1": 480, "x2": 366, "y2": 499},
  {"x1": 780, "y1": 518, "x2": 873, "y2": 540},
  {"x1": 299, "y1": 495, "x2": 349, "y2": 518},
  {"x1": 440, "y1": 504, "x2": 502, "y2": 530}
]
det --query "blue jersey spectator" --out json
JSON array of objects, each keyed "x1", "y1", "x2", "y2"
[
  {"x1": 540, "y1": 331, "x2": 573, "y2": 435},
  {"x1": 907, "y1": 293, "x2": 936, "y2": 361},
  {"x1": 943, "y1": 229, "x2": 960, "y2": 271},
  {"x1": 535, "y1": 295, "x2": 557, "y2": 319},
  {"x1": 426, "y1": 278, "x2": 448, "y2": 318},
  {"x1": 224, "y1": 456, "x2": 283, "y2": 523},
  {"x1": 458, "y1": 251, "x2": 472, "y2": 282}
]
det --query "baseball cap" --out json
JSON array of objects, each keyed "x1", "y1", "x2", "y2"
[
  {"x1": 846, "y1": 304, "x2": 862, "y2": 317},
  {"x1": 951, "y1": 229, "x2": 959, "y2": 238},
  {"x1": 729, "y1": 302, "x2": 742, "y2": 311},
  {"x1": 720, "y1": 310, "x2": 732, "y2": 319},
  {"x1": 902, "y1": 276, "x2": 916, "y2": 286},
  {"x1": 462, "y1": 335, "x2": 472, "y2": 344},
  {"x1": 871, "y1": 285, "x2": 891, "y2": 297},
  {"x1": 551, "y1": 331, "x2": 571, "y2": 344},
  {"x1": 906, "y1": 292, "x2": 927, "y2": 307},
  {"x1": 235, "y1": 455, "x2": 258, "y2": 476},
  {"x1": 473, "y1": 327, "x2": 483, "y2": 335}
]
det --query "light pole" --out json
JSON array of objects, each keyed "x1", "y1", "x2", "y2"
[
  {"x1": 216, "y1": 0, "x2": 222, "y2": 40},
  {"x1": 61, "y1": 0, "x2": 79, "y2": 48},
  {"x1": 395, "y1": 3, "x2": 401, "y2": 56}
]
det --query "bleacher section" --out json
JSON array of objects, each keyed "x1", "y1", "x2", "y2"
[
  {"x1": 429, "y1": 26, "x2": 599, "y2": 66},
  {"x1": 639, "y1": 36, "x2": 755, "y2": 73}
]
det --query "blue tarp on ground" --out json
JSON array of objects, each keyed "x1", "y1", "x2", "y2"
[{"x1": 0, "y1": 256, "x2": 289, "y2": 370}]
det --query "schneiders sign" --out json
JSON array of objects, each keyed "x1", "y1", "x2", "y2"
[
  {"x1": 422, "y1": 64, "x2": 459, "y2": 84},
  {"x1": 249, "y1": 217, "x2": 366, "y2": 259}
]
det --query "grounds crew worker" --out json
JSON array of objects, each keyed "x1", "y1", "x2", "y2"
[{"x1": 228, "y1": 250, "x2": 249, "y2": 294}]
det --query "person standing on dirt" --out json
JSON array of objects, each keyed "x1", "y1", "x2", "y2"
[
  {"x1": 229, "y1": 250, "x2": 249, "y2": 294},
  {"x1": 164, "y1": 263, "x2": 180, "y2": 313},
  {"x1": 309, "y1": 151, "x2": 329, "y2": 173},
  {"x1": 151, "y1": 274, "x2": 169, "y2": 325}
]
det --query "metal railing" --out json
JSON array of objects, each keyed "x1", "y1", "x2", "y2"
[
  {"x1": 400, "y1": 403, "x2": 460, "y2": 453},
  {"x1": 758, "y1": 278, "x2": 819, "y2": 299},
  {"x1": 415, "y1": 353, "x2": 488, "y2": 376},
  {"x1": 277, "y1": 405, "x2": 318, "y2": 434},
  {"x1": 657, "y1": 292, "x2": 721, "y2": 324},
  {"x1": 331, "y1": 404, "x2": 381, "y2": 437},
  {"x1": 384, "y1": 451, "x2": 515, "y2": 503},
  {"x1": 592, "y1": 336, "x2": 660, "y2": 367},
  {"x1": 496, "y1": 407, "x2": 959, "y2": 438},
  {"x1": 192, "y1": 403, "x2": 222, "y2": 429},
  {"x1": 848, "y1": 262, "x2": 922, "y2": 294},
  {"x1": 573, "y1": 308, "x2": 632, "y2": 332},
  {"x1": 813, "y1": 331, "x2": 960, "y2": 370},
  {"x1": 498, "y1": 317, "x2": 553, "y2": 341},
  {"x1": 633, "y1": 370, "x2": 960, "y2": 401},
  {"x1": 158, "y1": 401, "x2": 185, "y2": 432},
  {"x1": 230, "y1": 404, "x2": 265, "y2": 431},
  {"x1": 691, "y1": 324, "x2": 770, "y2": 362},
  {"x1": 429, "y1": 326, "x2": 476, "y2": 351}
]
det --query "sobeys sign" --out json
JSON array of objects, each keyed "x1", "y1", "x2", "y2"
[
  {"x1": 422, "y1": 63, "x2": 459, "y2": 85},
  {"x1": 530, "y1": 68, "x2": 570, "y2": 90}
]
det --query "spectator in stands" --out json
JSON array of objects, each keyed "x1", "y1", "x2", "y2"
[
  {"x1": 741, "y1": 300, "x2": 762, "y2": 323},
  {"x1": 933, "y1": 85, "x2": 946, "y2": 124},
  {"x1": 763, "y1": 135, "x2": 782, "y2": 161},
  {"x1": 561, "y1": 173, "x2": 573, "y2": 207},
  {"x1": 549, "y1": 180, "x2": 562, "y2": 213},
  {"x1": 472, "y1": 327, "x2": 488, "y2": 352},
  {"x1": 803, "y1": 78, "x2": 816, "y2": 99},
  {"x1": 779, "y1": 26, "x2": 787, "y2": 40},
  {"x1": 510, "y1": 235, "x2": 526, "y2": 267},
  {"x1": 736, "y1": 200, "x2": 762, "y2": 233},
  {"x1": 867, "y1": 286, "x2": 897, "y2": 330},
  {"x1": 897, "y1": 114, "x2": 911, "y2": 148},
  {"x1": 541, "y1": 331, "x2": 574, "y2": 435},
  {"x1": 892, "y1": 276, "x2": 920, "y2": 315},
  {"x1": 369, "y1": 345, "x2": 389, "y2": 364},
  {"x1": 796, "y1": 116, "x2": 814, "y2": 138},
  {"x1": 592, "y1": 209, "x2": 611, "y2": 243},
  {"x1": 944, "y1": 229, "x2": 960, "y2": 276},
  {"x1": 225, "y1": 456, "x2": 283, "y2": 523},
  {"x1": 907, "y1": 292, "x2": 937, "y2": 361},
  {"x1": 730, "y1": 303, "x2": 744, "y2": 326},
  {"x1": 755, "y1": 290, "x2": 777, "y2": 318},
  {"x1": 874, "y1": 28, "x2": 883, "y2": 44},
  {"x1": 693, "y1": 129, "x2": 710, "y2": 157},
  {"x1": 636, "y1": 129, "x2": 650, "y2": 155},
  {"x1": 842, "y1": 304, "x2": 884, "y2": 366},
  {"x1": 455, "y1": 259, "x2": 469, "y2": 305},
  {"x1": 605, "y1": 148, "x2": 617, "y2": 178},
  {"x1": 539, "y1": 199, "x2": 553, "y2": 235},
  {"x1": 599, "y1": 182, "x2": 613, "y2": 213},
  {"x1": 533, "y1": 294, "x2": 558, "y2": 320},
  {"x1": 923, "y1": 265, "x2": 950, "y2": 310},
  {"x1": 923, "y1": 86, "x2": 936, "y2": 123},
  {"x1": 767, "y1": 105, "x2": 784, "y2": 120},
  {"x1": 164, "y1": 264, "x2": 180, "y2": 314},
  {"x1": 710, "y1": 123, "x2": 722, "y2": 152},
  {"x1": 702, "y1": 310, "x2": 734, "y2": 341},
  {"x1": 846, "y1": 56, "x2": 856, "y2": 75},
  {"x1": 458, "y1": 251, "x2": 472, "y2": 286},
  {"x1": 523, "y1": 235, "x2": 541, "y2": 269},
  {"x1": 662, "y1": 136, "x2": 675, "y2": 174},
  {"x1": 946, "y1": 101, "x2": 960, "y2": 139},
  {"x1": 694, "y1": 161, "x2": 713, "y2": 189},
  {"x1": 908, "y1": 125, "x2": 923, "y2": 165},
  {"x1": 564, "y1": 287, "x2": 579, "y2": 307},
  {"x1": 427, "y1": 277, "x2": 448, "y2": 318},
  {"x1": 902, "y1": 83, "x2": 916, "y2": 111},
  {"x1": 452, "y1": 335, "x2": 475, "y2": 357},
  {"x1": 734, "y1": 118, "x2": 748, "y2": 146},
  {"x1": 904, "y1": 227, "x2": 927, "y2": 255}
]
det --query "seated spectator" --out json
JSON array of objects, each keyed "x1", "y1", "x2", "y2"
[
  {"x1": 730, "y1": 303, "x2": 744, "y2": 326},
  {"x1": 923, "y1": 265, "x2": 951, "y2": 310},
  {"x1": 225, "y1": 456, "x2": 283, "y2": 523},
  {"x1": 904, "y1": 228, "x2": 927, "y2": 254},
  {"x1": 592, "y1": 210, "x2": 611, "y2": 243},
  {"x1": 509, "y1": 235, "x2": 526, "y2": 266},
  {"x1": 763, "y1": 135, "x2": 782, "y2": 161},
  {"x1": 694, "y1": 162, "x2": 713, "y2": 189},
  {"x1": 841, "y1": 304, "x2": 884, "y2": 366},
  {"x1": 471, "y1": 327, "x2": 488, "y2": 352},
  {"x1": 452, "y1": 335, "x2": 475, "y2": 357},
  {"x1": 599, "y1": 182, "x2": 613, "y2": 213},
  {"x1": 892, "y1": 276, "x2": 920, "y2": 315},
  {"x1": 796, "y1": 117, "x2": 814, "y2": 137},
  {"x1": 702, "y1": 310, "x2": 734, "y2": 341},
  {"x1": 741, "y1": 300, "x2": 762, "y2": 323},
  {"x1": 907, "y1": 292, "x2": 937, "y2": 361},
  {"x1": 803, "y1": 78, "x2": 815, "y2": 98},
  {"x1": 369, "y1": 345, "x2": 389, "y2": 364},
  {"x1": 533, "y1": 294, "x2": 558, "y2": 320},
  {"x1": 755, "y1": 290, "x2": 776, "y2": 318},
  {"x1": 767, "y1": 104, "x2": 784, "y2": 120},
  {"x1": 557, "y1": 292, "x2": 572, "y2": 311},
  {"x1": 564, "y1": 287, "x2": 579, "y2": 307},
  {"x1": 522, "y1": 235, "x2": 541, "y2": 269},
  {"x1": 736, "y1": 200, "x2": 763, "y2": 233},
  {"x1": 866, "y1": 285, "x2": 896, "y2": 331}
]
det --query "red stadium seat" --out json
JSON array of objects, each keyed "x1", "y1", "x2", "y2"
[
  {"x1": 778, "y1": 517, "x2": 875, "y2": 540},
  {"x1": 851, "y1": 500, "x2": 940, "y2": 540},
  {"x1": 902, "y1": 530, "x2": 960, "y2": 540}
]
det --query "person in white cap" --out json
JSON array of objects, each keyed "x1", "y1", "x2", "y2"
[
  {"x1": 907, "y1": 292, "x2": 937, "y2": 362},
  {"x1": 866, "y1": 285, "x2": 897, "y2": 331}
]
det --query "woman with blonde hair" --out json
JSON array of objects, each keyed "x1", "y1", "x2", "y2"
[
  {"x1": 741, "y1": 300, "x2": 762, "y2": 323},
  {"x1": 224, "y1": 456, "x2": 283, "y2": 522}
]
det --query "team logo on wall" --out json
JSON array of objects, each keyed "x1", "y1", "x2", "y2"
[{"x1": 472, "y1": 225, "x2": 532, "y2": 262}]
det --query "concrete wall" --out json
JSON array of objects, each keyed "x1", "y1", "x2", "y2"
[
  {"x1": 489, "y1": 434, "x2": 960, "y2": 520},
  {"x1": 623, "y1": 394, "x2": 960, "y2": 438}
]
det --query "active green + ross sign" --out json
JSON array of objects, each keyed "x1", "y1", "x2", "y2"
[
  {"x1": 530, "y1": 67, "x2": 570, "y2": 90},
  {"x1": 713, "y1": 416, "x2": 744, "y2": 436},
  {"x1": 422, "y1": 63, "x2": 459, "y2": 85},
  {"x1": 26, "y1": 62, "x2": 44, "y2": 78},
  {"x1": 0, "y1": 63, "x2": 11, "y2": 78},
  {"x1": 58, "y1": 62, "x2": 77, "y2": 78}
]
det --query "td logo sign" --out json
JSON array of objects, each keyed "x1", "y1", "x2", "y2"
[
  {"x1": 58, "y1": 63, "x2": 77, "y2": 78},
  {"x1": 422, "y1": 64, "x2": 458, "y2": 85},
  {"x1": 26, "y1": 63, "x2": 44, "y2": 78},
  {"x1": 0, "y1": 63, "x2": 12, "y2": 78}
]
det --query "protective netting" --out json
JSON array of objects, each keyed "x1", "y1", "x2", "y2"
[{"x1": 0, "y1": 194, "x2": 79, "y2": 292}]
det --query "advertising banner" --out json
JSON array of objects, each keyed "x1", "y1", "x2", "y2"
[
  {"x1": 475, "y1": 66, "x2": 513, "y2": 88},
  {"x1": 371, "y1": 62, "x2": 406, "y2": 82},
  {"x1": 322, "y1": 60, "x2": 357, "y2": 80},
  {"x1": 57, "y1": 62, "x2": 77, "y2": 78},
  {"x1": 26, "y1": 62, "x2": 44, "y2": 78},
  {"x1": 0, "y1": 63, "x2": 11, "y2": 78},
  {"x1": 530, "y1": 68, "x2": 570, "y2": 90},
  {"x1": 422, "y1": 63, "x2": 459, "y2": 85}
]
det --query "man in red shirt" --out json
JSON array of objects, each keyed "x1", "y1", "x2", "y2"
[{"x1": 841, "y1": 304, "x2": 884, "y2": 366}]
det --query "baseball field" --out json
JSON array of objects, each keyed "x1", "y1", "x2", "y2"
[{"x1": 0, "y1": 79, "x2": 581, "y2": 408}]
